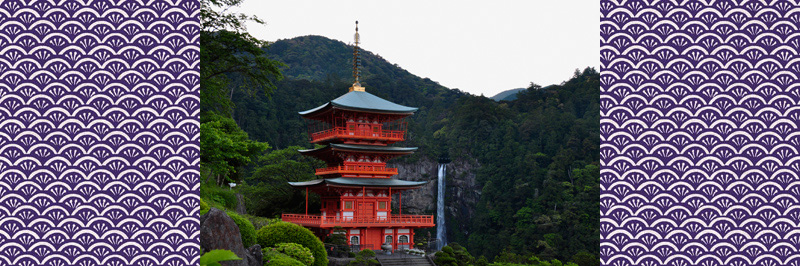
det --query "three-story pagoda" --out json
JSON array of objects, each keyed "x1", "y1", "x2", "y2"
[{"x1": 281, "y1": 22, "x2": 434, "y2": 251}]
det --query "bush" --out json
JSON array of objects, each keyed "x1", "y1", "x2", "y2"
[
  {"x1": 199, "y1": 249, "x2": 241, "y2": 266},
  {"x1": 273, "y1": 243, "x2": 314, "y2": 266},
  {"x1": 226, "y1": 211, "x2": 256, "y2": 247},
  {"x1": 348, "y1": 249, "x2": 379, "y2": 266},
  {"x1": 324, "y1": 228, "x2": 347, "y2": 245},
  {"x1": 200, "y1": 198, "x2": 210, "y2": 216},
  {"x1": 434, "y1": 251, "x2": 457, "y2": 266},
  {"x1": 200, "y1": 182, "x2": 238, "y2": 209},
  {"x1": 348, "y1": 252, "x2": 356, "y2": 258},
  {"x1": 263, "y1": 249, "x2": 305, "y2": 266},
  {"x1": 570, "y1": 251, "x2": 599, "y2": 266},
  {"x1": 246, "y1": 215, "x2": 278, "y2": 230},
  {"x1": 200, "y1": 198, "x2": 210, "y2": 211},
  {"x1": 256, "y1": 222, "x2": 327, "y2": 266},
  {"x1": 435, "y1": 243, "x2": 474, "y2": 266},
  {"x1": 442, "y1": 246, "x2": 454, "y2": 254},
  {"x1": 357, "y1": 249, "x2": 375, "y2": 258}
]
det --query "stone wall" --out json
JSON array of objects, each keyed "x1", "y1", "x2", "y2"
[{"x1": 388, "y1": 156, "x2": 481, "y2": 239}]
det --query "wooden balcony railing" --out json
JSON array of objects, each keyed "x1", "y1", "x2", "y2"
[
  {"x1": 315, "y1": 165, "x2": 398, "y2": 176},
  {"x1": 281, "y1": 213, "x2": 435, "y2": 228},
  {"x1": 310, "y1": 126, "x2": 405, "y2": 143}
]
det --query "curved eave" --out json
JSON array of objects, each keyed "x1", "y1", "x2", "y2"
[
  {"x1": 298, "y1": 102, "x2": 332, "y2": 116},
  {"x1": 331, "y1": 143, "x2": 417, "y2": 153},
  {"x1": 289, "y1": 177, "x2": 428, "y2": 188},
  {"x1": 298, "y1": 144, "x2": 418, "y2": 158},
  {"x1": 298, "y1": 91, "x2": 418, "y2": 117},
  {"x1": 298, "y1": 103, "x2": 417, "y2": 117}
]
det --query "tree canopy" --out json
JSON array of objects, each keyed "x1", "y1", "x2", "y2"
[{"x1": 200, "y1": 0, "x2": 283, "y2": 117}]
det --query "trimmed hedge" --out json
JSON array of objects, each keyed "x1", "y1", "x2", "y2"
[
  {"x1": 263, "y1": 250, "x2": 305, "y2": 266},
  {"x1": 348, "y1": 249, "x2": 379, "y2": 266},
  {"x1": 256, "y1": 222, "x2": 327, "y2": 266},
  {"x1": 273, "y1": 243, "x2": 314, "y2": 266},
  {"x1": 226, "y1": 211, "x2": 257, "y2": 248},
  {"x1": 357, "y1": 249, "x2": 375, "y2": 258}
]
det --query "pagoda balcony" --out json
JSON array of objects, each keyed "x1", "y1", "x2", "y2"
[
  {"x1": 281, "y1": 213, "x2": 434, "y2": 228},
  {"x1": 310, "y1": 126, "x2": 405, "y2": 143},
  {"x1": 315, "y1": 165, "x2": 398, "y2": 176}
]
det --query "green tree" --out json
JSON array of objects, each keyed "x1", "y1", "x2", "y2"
[
  {"x1": 200, "y1": 0, "x2": 283, "y2": 117},
  {"x1": 200, "y1": 112, "x2": 269, "y2": 185},
  {"x1": 435, "y1": 243, "x2": 474, "y2": 266},
  {"x1": 238, "y1": 146, "x2": 323, "y2": 217},
  {"x1": 569, "y1": 251, "x2": 599, "y2": 266}
]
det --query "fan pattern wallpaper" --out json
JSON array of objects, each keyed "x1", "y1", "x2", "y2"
[
  {"x1": 0, "y1": 1, "x2": 200, "y2": 265},
  {"x1": 601, "y1": 1, "x2": 800, "y2": 266}
]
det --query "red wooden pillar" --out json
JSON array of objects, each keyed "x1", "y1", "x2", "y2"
[
  {"x1": 409, "y1": 229, "x2": 414, "y2": 249},
  {"x1": 305, "y1": 187, "x2": 309, "y2": 215},
  {"x1": 362, "y1": 186, "x2": 365, "y2": 222},
  {"x1": 388, "y1": 187, "x2": 392, "y2": 221},
  {"x1": 399, "y1": 190, "x2": 402, "y2": 215},
  {"x1": 393, "y1": 229, "x2": 398, "y2": 251}
]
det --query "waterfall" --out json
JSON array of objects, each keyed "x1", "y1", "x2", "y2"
[{"x1": 436, "y1": 164, "x2": 447, "y2": 250}]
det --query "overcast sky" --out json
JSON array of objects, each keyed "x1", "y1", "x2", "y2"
[{"x1": 231, "y1": 1, "x2": 599, "y2": 96}]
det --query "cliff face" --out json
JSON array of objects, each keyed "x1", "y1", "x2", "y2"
[{"x1": 388, "y1": 156, "x2": 481, "y2": 238}]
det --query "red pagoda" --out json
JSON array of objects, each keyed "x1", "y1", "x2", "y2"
[{"x1": 281, "y1": 22, "x2": 434, "y2": 251}]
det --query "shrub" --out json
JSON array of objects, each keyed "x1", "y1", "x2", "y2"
[
  {"x1": 246, "y1": 215, "x2": 277, "y2": 230},
  {"x1": 434, "y1": 251, "x2": 457, "y2": 266},
  {"x1": 263, "y1": 249, "x2": 305, "y2": 266},
  {"x1": 256, "y1": 222, "x2": 327, "y2": 266},
  {"x1": 348, "y1": 252, "x2": 356, "y2": 258},
  {"x1": 357, "y1": 249, "x2": 375, "y2": 258},
  {"x1": 435, "y1": 243, "x2": 474, "y2": 266},
  {"x1": 570, "y1": 251, "x2": 599, "y2": 266},
  {"x1": 226, "y1": 211, "x2": 257, "y2": 247},
  {"x1": 348, "y1": 249, "x2": 379, "y2": 266},
  {"x1": 200, "y1": 182, "x2": 238, "y2": 209},
  {"x1": 200, "y1": 198, "x2": 210, "y2": 211},
  {"x1": 199, "y1": 249, "x2": 241, "y2": 266},
  {"x1": 273, "y1": 243, "x2": 314, "y2": 266},
  {"x1": 324, "y1": 227, "x2": 347, "y2": 245},
  {"x1": 442, "y1": 246, "x2": 454, "y2": 254},
  {"x1": 200, "y1": 198, "x2": 210, "y2": 215}
]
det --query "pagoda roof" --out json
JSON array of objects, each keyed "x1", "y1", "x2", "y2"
[
  {"x1": 299, "y1": 91, "x2": 418, "y2": 117},
  {"x1": 299, "y1": 144, "x2": 417, "y2": 162},
  {"x1": 299, "y1": 143, "x2": 417, "y2": 158},
  {"x1": 289, "y1": 177, "x2": 428, "y2": 188}
]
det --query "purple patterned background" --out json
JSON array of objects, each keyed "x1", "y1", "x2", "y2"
[
  {"x1": 0, "y1": 1, "x2": 200, "y2": 266},
  {"x1": 601, "y1": 1, "x2": 800, "y2": 266}
]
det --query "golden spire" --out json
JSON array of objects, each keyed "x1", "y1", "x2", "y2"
[{"x1": 350, "y1": 20, "x2": 365, "y2": 92}]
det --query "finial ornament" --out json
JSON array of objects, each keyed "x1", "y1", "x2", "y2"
[{"x1": 350, "y1": 20, "x2": 365, "y2": 92}]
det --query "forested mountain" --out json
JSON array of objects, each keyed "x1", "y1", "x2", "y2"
[
  {"x1": 231, "y1": 35, "x2": 468, "y2": 156},
  {"x1": 229, "y1": 35, "x2": 599, "y2": 264}
]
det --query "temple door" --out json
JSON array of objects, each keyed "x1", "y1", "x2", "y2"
[{"x1": 357, "y1": 202, "x2": 375, "y2": 222}]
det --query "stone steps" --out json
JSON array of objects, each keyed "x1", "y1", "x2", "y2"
[{"x1": 378, "y1": 257, "x2": 434, "y2": 266}]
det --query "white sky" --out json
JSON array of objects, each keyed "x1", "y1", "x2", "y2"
[{"x1": 231, "y1": 1, "x2": 599, "y2": 96}]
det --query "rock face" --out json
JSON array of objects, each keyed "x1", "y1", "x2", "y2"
[
  {"x1": 389, "y1": 156, "x2": 481, "y2": 238},
  {"x1": 200, "y1": 208, "x2": 262, "y2": 266},
  {"x1": 235, "y1": 193, "x2": 248, "y2": 215}
]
